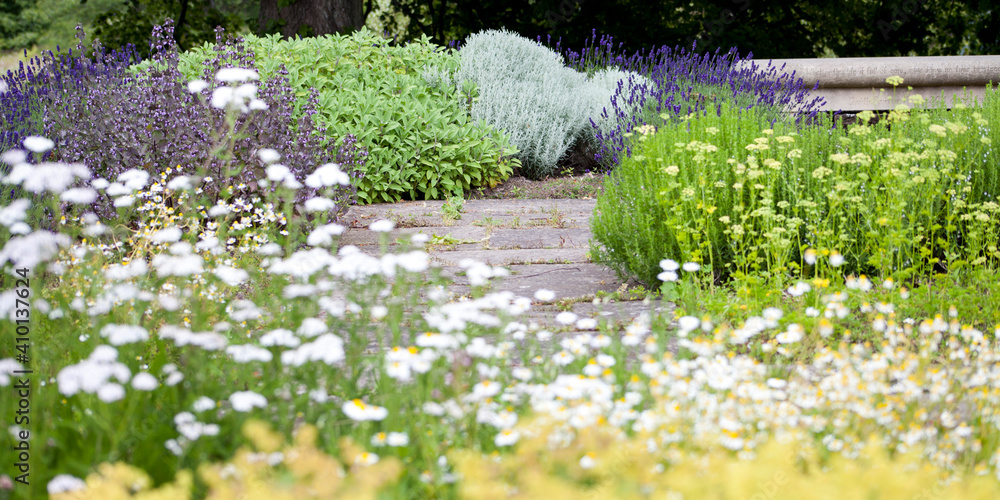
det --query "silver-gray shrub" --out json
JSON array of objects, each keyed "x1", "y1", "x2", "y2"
[
  {"x1": 440, "y1": 29, "x2": 646, "y2": 179},
  {"x1": 587, "y1": 68, "x2": 653, "y2": 147}
]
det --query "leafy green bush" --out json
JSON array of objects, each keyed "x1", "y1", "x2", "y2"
[
  {"x1": 167, "y1": 28, "x2": 520, "y2": 204},
  {"x1": 592, "y1": 88, "x2": 1000, "y2": 287},
  {"x1": 444, "y1": 29, "x2": 630, "y2": 179}
]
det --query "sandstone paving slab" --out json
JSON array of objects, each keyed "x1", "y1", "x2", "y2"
[
  {"x1": 442, "y1": 263, "x2": 618, "y2": 296},
  {"x1": 426, "y1": 243, "x2": 487, "y2": 252},
  {"x1": 429, "y1": 248, "x2": 589, "y2": 266},
  {"x1": 488, "y1": 228, "x2": 592, "y2": 249},
  {"x1": 342, "y1": 199, "x2": 596, "y2": 229},
  {"x1": 340, "y1": 226, "x2": 487, "y2": 247},
  {"x1": 525, "y1": 300, "x2": 674, "y2": 333},
  {"x1": 335, "y1": 199, "x2": 675, "y2": 355}
]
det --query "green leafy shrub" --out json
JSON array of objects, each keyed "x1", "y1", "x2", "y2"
[
  {"x1": 592, "y1": 88, "x2": 1000, "y2": 287},
  {"x1": 444, "y1": 29, "x2": 631, "y2": 179},
  {"x1": 165, "y1": 28, "x2": 519, "y2": 204}
]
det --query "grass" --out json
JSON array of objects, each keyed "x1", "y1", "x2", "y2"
[{"x1": 0, "y1": 48, "x2": 42, "y2": 74}]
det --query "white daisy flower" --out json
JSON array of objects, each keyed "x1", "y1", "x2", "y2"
[
  {"x1": 342, "y1": 399, "x2": 389, "y2": 421},
  {"x1": 494, "y1": 430, "x2": 519, "y2": 446}
]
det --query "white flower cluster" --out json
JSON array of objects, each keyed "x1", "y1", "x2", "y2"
[
  {"x1": 280, "y1": 333, "x2": 345, "y2": 367},
  {"x1": 384, "y1": 346, "x2": 434, "y2": 382},
  {"x1": 56, "y1": 345, "x2": 131, "y2": 401},
  {"x1": 342, "y1": 399, "x2": 389, "y2": 421},
  {"x1": 188, "y1": 68, "x2": 266, "y2": 113}
]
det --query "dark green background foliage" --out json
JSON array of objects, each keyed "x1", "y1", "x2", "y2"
[
  {"x1": 0, "y1": 0, "x2": 47, "y2": 50},
  {"x1": 379, "y1": 0, "x2": 998, "y2": 57},
  {"x1": 1, "y1": 0, "x2": 996, "y2": 59},
  {"x1": 89, "y1": 0, "x2": 255, "y2": 56}
]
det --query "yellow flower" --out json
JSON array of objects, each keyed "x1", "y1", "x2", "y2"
[{"x1": 886, "y1": 75, "x2": 904, "y2": 86}]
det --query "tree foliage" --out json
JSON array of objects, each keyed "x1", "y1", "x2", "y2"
[
  {"x1": 0, "y1": 0, "x2": 49, "y2": 50},
  {"x1": 2, "y1": 0, "x2": 995, "y2": 73},
  {"x1": 88, "y1": 0, "x2": 254, "y2": 56},
  {"x1": 379, "y1": 0, "x2": 997, "y2": 58}
]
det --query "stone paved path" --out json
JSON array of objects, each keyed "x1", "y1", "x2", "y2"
[{"x1": 340, "y1": 199, "x2": 672, "y2": 331}]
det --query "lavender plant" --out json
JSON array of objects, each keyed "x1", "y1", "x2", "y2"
[
  {"x1": 0, "y1": 27, "x2": 140, "y2": 176},
  {"x1": 41, "y1": 22, "x2": 362, "y2": 224},
  {"x1": 541, "y1": 31, "x2": 826, "y2": 171}
]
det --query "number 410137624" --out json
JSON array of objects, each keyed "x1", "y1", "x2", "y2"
[{"x1": 14, "y1": 267, "x2": 31, "y2": 350}]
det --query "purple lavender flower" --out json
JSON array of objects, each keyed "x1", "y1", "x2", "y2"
[{"x1": 38, "y1": 21, "x2": 363, "y2": 223}]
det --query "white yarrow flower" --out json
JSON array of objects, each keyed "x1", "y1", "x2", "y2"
[
  {"x1": 555, "y1": 311, "x2": 578, "y2": 325},
  {"x1": 100, "y1": 324, "x2": 149, "y2": 345},
  {"x1": 118, "y1": 169, "x2": 150, "y2": 191},
  {"x1": 187, "y1": 79, "x2": 209, "y2": 93},
  {"x1": 257, "y1": 148, "x2": 281, "y2": 164},
  {"x1": 211, "y1": 87, "x2": 235, "y2": 109},
  {"x1": 151, "y1": 227, "x2": 182, "y2": 243},
  {"x1": 229, "y1": 390, "x2": 267, "y2": 412},
  {"x1": 659, "y1": 259, "x2": 679, "y2": 271},
  {"x1": 216, "y1": 67, "x2": 259, "y2": 83},
  {"x1": 0, "y1": 199, "x2": 29, "y2": 227},
  {"x1": 305, "y1": 163, "x2": 350, "y2": 188},
  {"x1": 152, "y1": 253, "x2": 204, "y2": 276},
  {"x1": 130, "y1": 372, "x2": 158, "y2": 391},
  {"x1": 658, "y1": 270, "x2": 678, "y2": 282},
  {"x1": 306, "y1": 223, "x2": 346, "y2": 247},
  {"x1": 213, "y1": 265, "x2": 249, "y2": 286},
  {"x1": 192, "y1": 396, "x2": 216, "y2": 412},
  {"x1": 113, "y1": 195, "x2": 135, "y2": 207},
  {"x1": 166, "y1": 176, "x2": 192, "y2": 191},
  {"x1": 304, "y1": 196, "x2": 336, "y2": 212},
  {"x1": 369, "y1": 219, "x2": 395, "y2": 232},
  {"x1": 47, "y1": 475, "x2": 86, "y2": 495},
  {"x1": 59, "y1": 187, "x2": 98, "y2": 204},
  {"x1": 266, "y1": 164, "x2": 293, "y2": 182},
  {"x1": 23, "y1": 136, "x2": 55, "y2": 153},
  {"x1": 4, "y1": 161, "x2": 91, "y2": 194},
  {"x1": 97, "y1": 382, "x2": 125, "y2": 402}
]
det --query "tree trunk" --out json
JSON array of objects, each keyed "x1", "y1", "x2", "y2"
[{"x1": 258, "y1": 0, "x2": 364, "y2": 38}]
